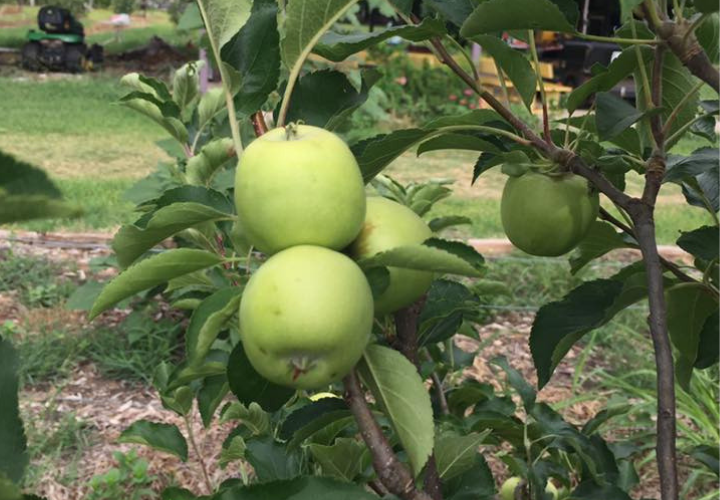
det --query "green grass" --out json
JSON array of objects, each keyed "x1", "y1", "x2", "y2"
[{"x1": 0, "y1": 8, "x2": 191, "y2": 54}]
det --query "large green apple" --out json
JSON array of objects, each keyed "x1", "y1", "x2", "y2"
[
  {"x1": 501, "y1": 171, "x2": 599, "y2": 257},
  {"x1": 234, "y1": 124, "x2": 366, "y2": 255},
  {"x1": 239, "y1": 245, "x2": 374, "y2": 389},
  {"x1": 350, "y1": 197, "x2": 433, "y2": 315}
]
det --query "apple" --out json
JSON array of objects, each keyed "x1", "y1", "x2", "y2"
[
  {"x1": 500, "y1": 171, "x2": 599, "y2": 257},
  {"x1": 234, "y1": 124, "x2": 366, "y2": 255},
  {"x1": 349, "y1": 196, "x2": 433, "y2": 315},
  {"x1": 239, "y1": 245, "x2": 374, "y2": 389},
  {"x1": 500, "y1": 477, "x2": 559, "y2": 500}
]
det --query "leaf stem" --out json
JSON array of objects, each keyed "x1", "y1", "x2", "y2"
[
  {"x1": 195, "y1": 0, "x2": 243, "y2": 154},
  {"x1": 528, "y1": 31, "x2": 552, "y2": 143},
  {"x1": 574, "y1": 32, "x2": 660, "y2": 45}
]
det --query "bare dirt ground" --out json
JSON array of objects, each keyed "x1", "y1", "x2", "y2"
[{"x1": 0, "y1": 231, "x2": 700, "y2": 499}]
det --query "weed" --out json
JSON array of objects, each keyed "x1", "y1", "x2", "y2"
[
  {"x1": 87, "y1": 310, "x2": 184, "y2": 384},
  {"x1": 0, "y1": 251, "x2": 75, "y2": 308},
  {"x1": 87, "y1": 450, "x2": 157, "y2": 500}
]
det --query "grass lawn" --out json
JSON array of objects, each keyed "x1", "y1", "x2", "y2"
[
  {"x1": 0, "y1": 69, "x2": 716, "y2": 241},
  {"x1": 0, "y1": 8, "x2": 193, "y2": 55}
]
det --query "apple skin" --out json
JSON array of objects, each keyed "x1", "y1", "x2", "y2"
[
  {"x1": 349, "y1": 197, "x2": 433, "y2": 315},
  {"x1": 239, "y1": 245, "x2": 374, "y2": 389},
  {"x1": 500, "y1": 477, "x2": 559, "y2": 500},
  {"x1": 501, "y1": 171, "x2": 599, "y2": 257},
  {"x1": 234, "y1": 124, "x2": 366, "y2": 255}
]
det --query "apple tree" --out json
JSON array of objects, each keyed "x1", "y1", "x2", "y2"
[{"x1": 2, "y1": 0, "x2": 718, "y2": 499}]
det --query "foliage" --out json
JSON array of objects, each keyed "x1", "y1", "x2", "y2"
[
  {"x1": 112, "y1": 0, "x2": 136, "y2": 14},
  {"x1": 0, "y1": 252, "x2": 75, "y2": 308},
  {"x1": 4, "y1": 0, "x2": 719, "y2": 499},
  {"x1": 87, "y1": 450, "x2": 156, "y2": 500}
]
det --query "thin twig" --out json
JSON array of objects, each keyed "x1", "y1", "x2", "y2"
[
  {"x1": 650, "y1": 46, "x2": 666, "y2": 148},
  {"x1": 343, "y1": 371, "x2": 434, "y2": 500},
  {"x1": 184, "y1": 414, "x2": 213, "y2": 494}
]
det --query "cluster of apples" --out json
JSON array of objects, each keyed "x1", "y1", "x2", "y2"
[{"x1": 234, "y1": 124, "x2": 433, "y2": 389}]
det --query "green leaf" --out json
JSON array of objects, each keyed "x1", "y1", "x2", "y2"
[
  {"x1": 186, "y1": 287, "x2": 242, "y2": 365},
  {"x1": 435, "y1": 431, "x2": 489, "y2": 480},
  {"x1": 197, "y1": 88, "x2": 226, "y2": 132},
  {"x1": 619, "y1": 0, "x2": 644, "y2": 21},
  {"x1": 0, "y1": 195, "x2": 83, "y2": 225},
  {"x1": 666, "y1": 283, "x2": 718, "y2": 366},
  {"x1": 363, "y1": 266, "x2": 391, "y2": 299},
  {"x1": 308, "y1": 438, "x2": 366, "y2": 481},
  {"x1": 581, "y1": 405, "x2": 631, "y2": 435},
  {"x1": 314, "y1": 17, "x2": 446, "y2": 61},
  {"x1": 89, "y1": 249, "x2": 224, "y2": 319},
  {"x1": 429, "y1": 216, "x2": 472, "y2": 233},
  {"x1": 177, "y1": 2, "x2": 203, "y2": 30},
  {"x1": 244, "y1": 436, "x2": 302, "y2": 482},
  {"x1": 173, "y1": 61, "x2": 202, "y2": 121},
  {"x1": 199, "y1": 0, "x2": 252, "y2": 49},
  {"x1": 460, "y1": 0, "x2": 576, "y2": 37},
  {"x1": 569, "y1": 221, "x2": 634, "y2": 274},
  {"x1": 417, "y1": 133, "x2": 502, "y2": 156},
  {"x1": 427, "y1": 0, "x2": 483, "y2": 28},
  {"x1": 119, "y1": 421, "x2": 188, "y2": 461},
  {"x1": 694, "y1": 310, "x2": 719, "y2": 369},
  {"x1": 695, "y1": 0, "x2": 719, "y2": 13},
  {"x1": 473, "y1": 150, "x2": 531, "y2": 184},
  {"x1": 279, "y1": 398, "x2": 351, "y2": 447},
  {"x1": 442, "y1": 455, "x2": 496, "y2": 500},
  {"x1": 113, "y1": 203, "x2": 232, "y2": 268},
  {"x1": 142, "y1": 185, "x2": 234, "y2": 213},
  {"x1": 220, "y1": 435, "x2": 247, "y2": 467},
  {"x1": 566, "y1": 47, "x2": 647, "y2": 114},
  {"x1": 419, "y1": 279, "x2": 480, "y2": 346},
  {"x1": 213, "y1": 476, "x2": 377, "y2": 500},
  {"x1": 281, "y1": 69, "x2": 380, "y2": 129},
  {"x1": 561, "y1": 114, "x2": 643, "y2": 156},
  {"x1": 226, "y1": 343, "x2": 294, "y2": 412},
  {"x1": 0, "y1": 337, "x2": 28, "y2": 484},
  {"x1": 531, "y1": 268, "x2": 651, "y2": 388},
  {"x1": 198, "y1": 375, "x2": 229, "y2": 428},
  {"x1": 357, "y1": 344, "x2": 434, "y2": 476},
  {"x1": 186, "y1": 138, "x2": 236, "y2": 186},
  {"x1": 571, "y1": 481, "x2": 632, "y2": 500},
  {"x1": 690, "y1": 444, "x2": 719, "y2": 476},
  {"x1": 359, "y1": 240, "x2": 483, "y2": 277},
  {"x1": 696, "y1": 13, "x2": 720, "y2": 64},
  {"x1": 352, "y1": 129, "x2": 430, "y2": 183},
  {"x1": 0, "y1": 150, "x2": 60, "y2": 197},
  {"x1": 281, "y1": 0, "x2": 360, "y2": 93},
  {"x1": 677, "y1": 225, "x2": 719, "y2": 261},
  {"x1": 221, "y1": 0, "x2": 281, "y2": 116},
  {"x1": 121, "y1": 97, "x2": 188, "y2": 144},
  {"x1": 665, "y1": 147, "x2": 719, "y2": 183},
  {"x1": 595, "y1": 92, "x2": 661, "y2": 140},
  {"x1": 161, "y1": 386, "x2": 194, "y2": 416},
  {"x1": 490, "y1": 356, "x2": 536, "y2": 411},
  {"x1": 636, "y1": 51, "x2": 697, "y2": 147},
  {"x1": 424, "y1": 109, "x2": 506, "y2": 129},
  {"x1": 221, "y1": 402, "x2": 271, "y2": 435},
  {"x1": 472, "y1": 35, "x2": 536, "y2": 109},
  {"x1": 66, "y1": 281, "x2": 107, "y2": 311},
  {"x1": 162, "y1": 486, "x2": 206, "y2": 500}
]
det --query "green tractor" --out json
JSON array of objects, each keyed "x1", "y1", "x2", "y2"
[{"x1": 21, "y1": 6, "x2": 103, "y2": 73}]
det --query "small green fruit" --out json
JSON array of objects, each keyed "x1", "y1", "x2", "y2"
[
  {"x1": 234, "y1": 124, "x2": 366, "y2": 255},
  {"x1": 350, "y1": 197, "x2": 433, "y2": 314},
  {"x1": 501, "y1": 171, "x2": 599, "y2": 257},
  {"x1": 499, "y1": 477, "x2": 559, "y2": 500},
  {"x1": 240, "y1": 245, "x2": 374, "y2": 389}
]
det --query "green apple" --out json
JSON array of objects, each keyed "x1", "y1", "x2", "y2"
[
  {"x1": 501, "y1": 171, "x2": 599, "y2": 257},
  {"x1": 349, "y1": 196, "x2": 433, "y2": 315},
  {"x1": 500, "y1": 477, "x2": 559, "y2": 500},
  {"x1": 234, "y1": 124, "x2": 366, "y2": 255},
  {"x1": 239, "y1": 245, "x2": 374, "y2": 389}
]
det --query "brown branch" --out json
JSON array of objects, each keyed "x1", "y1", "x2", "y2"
[
  {"x1": 642, "y1": 3, "x2": 720, "y2": 93},
  {"x1": 343, "y1": 370, "x2": 434, "y2": 500},
  {"x1": 368, "y1": 479, "x2": 389, "y2": 496},
  {"x1": 394, "y1": 300, "x2": 443, "y2": 500},
  {"x1": 625, "y1": 198, "x2": 679, "y2": 500},
  {"x1": 598, "y1": 207, "x2": 695, "y2": 283}
]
